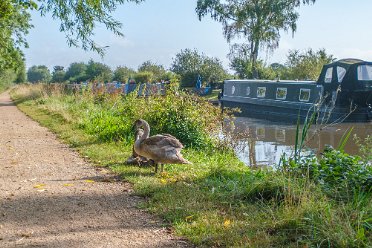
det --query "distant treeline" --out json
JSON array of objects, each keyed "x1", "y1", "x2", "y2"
[
  {"x1": 22, "y1": 48, "x2": 335, "y2": 90},
  {"x1": 1, "y1": 48, "x2": 335, "y2": 92}
]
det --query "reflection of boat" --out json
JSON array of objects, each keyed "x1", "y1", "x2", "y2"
[
  {"x1": 275, "y1": 129, "x2": 286, "y2": 143},
  {"x1": 221, "y1": 59, "x2": 372, "y2": 123},
  {"x1": 227, "y1": 117, "x2": 371, "y2": 167}
]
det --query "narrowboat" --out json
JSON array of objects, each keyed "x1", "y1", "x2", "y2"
[{"x1": 220, "y1": 59, "x2": 372, "y2": 123}]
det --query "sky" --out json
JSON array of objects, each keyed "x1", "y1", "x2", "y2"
[{"x1": 24, "y1": 0, "x2": 372, "y2": 72}]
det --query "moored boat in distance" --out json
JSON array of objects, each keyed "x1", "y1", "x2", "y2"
[{"x1": 220, "y1": 59, "x2": 372, "y2": 123}]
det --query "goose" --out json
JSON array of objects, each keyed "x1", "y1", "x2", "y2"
[
  {"x1": 133, "y1": 119, "x2": 191, "y2": 173},
  {"x1": 126, "y1": 128, "x2": 149, "y2": 165}
]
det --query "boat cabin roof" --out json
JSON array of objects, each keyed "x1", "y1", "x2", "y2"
[
  {"x1": 317, "y1": 58, "x2": 372, "y2": 85},
  {"x1": 225, "y1": 79, "x2": 316, "y2": 85}
]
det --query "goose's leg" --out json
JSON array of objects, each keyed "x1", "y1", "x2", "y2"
[
  {"x1": 160, "y1": 164, "x2": 164, "y2": 173},
  {"x1": 155, "y1": 163, "x2": 158, "y2": 173}
]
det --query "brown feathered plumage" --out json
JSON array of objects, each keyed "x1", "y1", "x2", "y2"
[
  {"x1": 126, "y1": 129, "x2": 151, "y2": 165},
  {"x1": 133, "y1": 119, "x2": 191, "y2": 173}
]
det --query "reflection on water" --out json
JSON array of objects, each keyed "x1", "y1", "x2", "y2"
[{"x1": 225, "y1": 117, "x2": 371, "y2": 167}]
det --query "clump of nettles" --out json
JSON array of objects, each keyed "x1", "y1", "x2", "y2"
[{"x1": 280, "y1": 146, "x2": 372, "y2": 198}]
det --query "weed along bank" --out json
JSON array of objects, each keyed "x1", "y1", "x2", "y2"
[{"x1": 220, "y1": 59, "x2": 372, "y2": 123}]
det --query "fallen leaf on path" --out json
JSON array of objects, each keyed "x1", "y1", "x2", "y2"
[
  {"x1": 63, "y1": 183, "x2": 74, "y2": 187},
  {"x1": 33, "y1": 184, "x2": 46, "y2": 189},
  {"x1": 37, "y1": 189, "x2": 47, "y2": 192},
  {"x1": 20, "y1": 231, "x2": 34, "y2": 238},
  {"x1": 84, "y1": 180, "x2": 95, "y2": 183}
]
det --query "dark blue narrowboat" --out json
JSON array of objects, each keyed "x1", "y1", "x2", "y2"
[{"x1": 220, "y1": 59, "x2": 372, "y2": 123}]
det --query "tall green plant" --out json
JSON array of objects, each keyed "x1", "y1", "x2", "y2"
[{"x1": 292, "y1": 108, "x2": 317, "y2": 163}]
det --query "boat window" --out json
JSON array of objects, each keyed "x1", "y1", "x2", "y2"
[
  {"x1": 246, "y1": 87, "x2": 250, "y2": 96},
  {"x1": 357, "y1": 65, "x2": 372, "y2": 81},
  {"x1": 276, "y1": 88, "x2": 287, "y2": 100},
  {"x1": 299, "y1": 89, "x2": 311, "y2": 102},
  {"x1": 231, "y1": 85, "x2": 236, "y2": 95},
  {"x1": 257, "y1": 87, "x2": 266, "y2": 98},
  {"x1": 337, "y1": 66, "x2": 347, "y2": 83},
  {"x1": 275, "y1": 129, "x2": 286, "y2": 142},
  {"x1": 324, "y1": 67, "x2": 333, "y2": 83},
  {"x1": 256, "y1": 127, "x2": 265, "y2": 139}
]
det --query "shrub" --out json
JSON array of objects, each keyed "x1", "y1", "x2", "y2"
[
  {"x1": 280, "y1": 146, "x2": 372, "y2": 197},
  {"x1": 134, "y1": 71, "x2": 154, "y2": 83},
  {"x1": 74, "y1": 86, "x2": 227, "y2": 149}
]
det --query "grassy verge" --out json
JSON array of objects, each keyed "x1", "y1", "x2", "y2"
[
  {"x1": 10, "y1": 84, "x2": 371, "y2": 247},
  {"x1": 202, "y1": 89, "x2": 221, "y2": 101}
]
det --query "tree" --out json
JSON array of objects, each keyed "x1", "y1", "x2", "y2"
[
  {"x1": 138, "y1": 61, "x2": 166, "y2": 81},
  {"x1": 65, "y1": 62, "x2": 88, "y2": 82},
  {"x1": 0, "y1": 46, "x2": 26, "y2": 89},
  {"x1": 201, "y1": 57, "x2": 228, "y2": 83},
  {"x1": 284, "y1": 48, "x2": 335, "y2": 80},
  {"x1": 86, "y1": 60, "x2": 113, "y2": 82},
  {"x1": 228, "y1": 43, "x2": 275, "y2": 79},
  {"x1": 113, "y1": 66, "x2": 136, "y2": 82},
  {"x1": 14, "y1": 59, "x2": 27, "y2": 83},
  {"x1": 51, "y1": 66, "x2": 66, "y2": 83},
  {"x1": 0, "y1": 68, "x2": 25, "y2": 91},
  {"x1": 35, "y1": 0, "x2": 145, "y2": 55},
  {"x1": 196, "y1": 0, "x2": 316, "y2": 78},
  {"x1": 171, "y1": 49, "x2": 227, "y2": 87},
  {"x1": 171, "y1": 49, "x2": 203, "y2": 87},
  {"x1": 1, "y1": 0, "x2": 144, "y2": 71},
  {"x1": 134, "y1": 71, "x2": 153, "y2": 83},
  {"x1": 27, "y1": 65, "x2": 51, "y2": 83},
  {"x1": 0, "y1": 1, "x2": 32, "y2": 71}
]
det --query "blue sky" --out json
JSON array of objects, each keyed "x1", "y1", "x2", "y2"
[{"x1": 24, "y1": 0, "x2": 372, "y2": 72}]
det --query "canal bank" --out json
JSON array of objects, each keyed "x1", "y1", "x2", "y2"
[{"x1": 9, "y1": 84, "x2": 372, "y2": 247}]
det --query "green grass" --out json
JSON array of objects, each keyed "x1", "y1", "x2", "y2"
[
  {"x1": 10, "y1": 84, "x2": 372, "y2": 247},
  {"x1": 202, "y1": 89, "x2": 221, "y2": 101}
]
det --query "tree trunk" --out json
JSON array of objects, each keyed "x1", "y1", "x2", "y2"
[{"x1": 251, "y1": 41, "x2": 259, "y2": 79}]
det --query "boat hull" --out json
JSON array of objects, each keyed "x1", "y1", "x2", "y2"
[{"x1": 221, "y1": 98, "x2": 371, "y2": 124}]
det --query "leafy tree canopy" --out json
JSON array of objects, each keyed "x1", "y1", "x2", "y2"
[
  {"x1": 113, "y1": 66, "x2": 136, "y2": 82},
  {"x1": 282, "y1": 48, "x2": 335, "y2": 80},
  {"x1": 196, "y1": 0, "x2": 316, "y2": 78},
  {"x1": 0, "y1": 0, "x2": 144, "y2": 71},
  {"x1": 228, "y1": 43, "x2": 276, "y2": 79},
  {"x1": 64, "y1": 62, "x2": 88, "y2": 82},
  {"x1": 27, "y1": 65, "x2": 51, "y2": 83},
  {"x1": 138, "y1": 61, "x2": 166, "y2": 81},
  {"x1": 171, "y1": 48, "x2": 227, "y2": 87},
  {"x1": 134, "y1": 71, "x2": 153, "y2": 84},
  {"x1": 0, "y1": 1, "x2": 32, "y2": 71},
  {"x1": 51, "y1": 66, "x2": 66, "y2": 83},
  {"x1": 86, "y1": 59, "x2": 113, "y2": 82}
]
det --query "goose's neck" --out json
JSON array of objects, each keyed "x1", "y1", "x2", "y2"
[{"x1": 141, "y1": 121, "x2": 150, "y2": 140}]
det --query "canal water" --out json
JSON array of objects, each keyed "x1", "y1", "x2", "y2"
[{"x1": 225, "y1": 117, "x2": 371, "y2": 167}]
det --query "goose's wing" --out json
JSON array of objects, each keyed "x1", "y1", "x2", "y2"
[
  {"x1": 160, "y1": 133, "x2": 177, "y2": 139},
  {"x1": 141, "y1": 134, "x2": 183, "y2": 149}
]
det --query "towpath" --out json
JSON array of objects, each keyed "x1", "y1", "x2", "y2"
[{"x1": 0, "y1": 91, "x2": 190, "y2": 247}]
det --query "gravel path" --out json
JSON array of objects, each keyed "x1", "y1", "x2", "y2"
[{"x1": 0, "y1": 92, "x2": 190, "y2": 248}]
